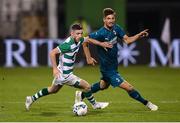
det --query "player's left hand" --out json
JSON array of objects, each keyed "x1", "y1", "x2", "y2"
[
  {"x1": 86, "y1": 57, "x2": 97, "y2": 66},
  {"x1": 138, "y1": 29, "x2": 149, "y2": 38},
  {"x1": 53, "y1": 68, "x2": 61, "y2": 78}
]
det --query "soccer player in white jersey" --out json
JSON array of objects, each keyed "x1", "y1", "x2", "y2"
[{"x1": 25, "y1": 23, "x2": 112, "y2": 111}]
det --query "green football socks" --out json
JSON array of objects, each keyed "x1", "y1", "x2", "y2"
[{"x1": 32, "y1": 88, "x2": 49, "y2": 101}]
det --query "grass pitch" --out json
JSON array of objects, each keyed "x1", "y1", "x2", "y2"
[{"x1": 0, "y1": 66, "x2": 180, "y2": 122}]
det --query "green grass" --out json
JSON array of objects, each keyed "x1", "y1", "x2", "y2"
[{"x1": 0, "y1": 66, "x2": 180, "y2": 121}]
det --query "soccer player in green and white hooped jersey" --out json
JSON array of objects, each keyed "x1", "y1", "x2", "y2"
[{"x1": 25, "y1": 23, "x2": 112, "y2": 111}]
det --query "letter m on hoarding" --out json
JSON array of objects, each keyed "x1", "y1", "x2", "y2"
[{"x1": 149, "y1": 39, "x2": 180, "y2": 67}]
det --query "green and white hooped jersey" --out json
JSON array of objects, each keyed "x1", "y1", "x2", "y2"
[{"x1": 57, "y1": 37, "x2": 85, "y2": 77}]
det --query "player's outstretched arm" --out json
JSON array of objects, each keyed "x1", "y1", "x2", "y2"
[
  {"x1": 82, "y1": 41, "x2": 97, "y2": 66},
  {"x1": 86, "y1": 37, "x2": 113, "y2": 49},
  {"x1": 123, "y1": 29, "x2": 149, "y2": 44},
  {"x1": 49, "y1": 48, "x2": 61, "y2": 78}
]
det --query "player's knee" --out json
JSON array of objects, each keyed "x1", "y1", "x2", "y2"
[
  {"x1": 127, "y1": 83, "x2": 134, "y2": 91},
  {"x1": 52, "y1": 89, "x2": 59, "y2": 94},
  {"x1": 48, "y1": 90, "x2": 56, "y2": 94},
  {"x1": 103, "y1": 85, "x2": 109, "y2": 90},
  {"x1": 84, "y1": 84, "x2": 91, "y2": 92},
  {"x1": 48, "y1": 87, "x2": 59, "y2": 94},
  {"x1": 100, "y1": 80, "x2": 109, "y2": 90}
]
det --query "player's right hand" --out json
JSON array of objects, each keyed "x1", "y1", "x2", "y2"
[
  {"x1": 138, "y1": 29, "x2": 149, "y2": 38},
  {"x1": 86, "y1": 57, "x2": 97, "y2": 66},
  {"x1": 53, "y1": 68, "x2": 60, "y2": 78},
  {"x1": 101, "y1": 42, "x2": 113, "y2": 49}
]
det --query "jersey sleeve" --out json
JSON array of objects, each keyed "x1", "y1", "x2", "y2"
[
  {"x1": 115, "y1": 24, "x2": 126, "y2": 38},
  {"x1": 57, "y1": 43, "x2": 71, "y2": 53},
  {"x1": 89, "y1": 31, "x2": 102, "y2": 40}
]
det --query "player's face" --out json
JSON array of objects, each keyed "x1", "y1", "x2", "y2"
[
  {"x1": 71, "y1": 29, "x2": 83, "y2": 42},
  {"x1": 103, "y1": 14, "x2": 115, "y2": 29}
]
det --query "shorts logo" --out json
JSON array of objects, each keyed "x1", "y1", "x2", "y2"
[
  {"x1": 116, "y1": 78, "x2": 120, "y2": 82},
  {"x1": 105, "y1": 38, "x2": 109, "y2": 41}
]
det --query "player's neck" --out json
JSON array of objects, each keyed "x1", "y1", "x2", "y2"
[
  {"x1": 74, "y1": 39, "x2": 79, "y2": 44},
  {"x1": 104, "y1": 25, "x2": 113, "y2": 31},
  {"x1": 70, "y1": 36, "x2": 79, "y2": 44}
]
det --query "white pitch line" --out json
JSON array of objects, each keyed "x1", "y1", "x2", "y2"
[{"x1": 159, "y1": 100, "x2": 180, "y2": 103}]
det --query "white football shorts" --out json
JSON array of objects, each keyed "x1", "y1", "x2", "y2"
[{"x1": 52, "y1": 73, "x2": 82, "y2": 86}]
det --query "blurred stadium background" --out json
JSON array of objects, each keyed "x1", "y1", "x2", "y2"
[
  {"x1": 0, "y1": 0, "x2": 180, "y2": 122},
  {"x1": 0, "y1": 0, "x2": 180, "y2": 67}
]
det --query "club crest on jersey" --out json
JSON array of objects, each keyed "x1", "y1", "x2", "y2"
[{"x1": 113, "y1": 30, "x2": 117, "y2": 35}]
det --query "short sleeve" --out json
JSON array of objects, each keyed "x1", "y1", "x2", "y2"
[
  {"x1": 57, "y1": 43, "x2": 71, "y2": 53},
  {"x1": 89, "y1": 31, "x2": 102, "y2": 40},
  {"x1": 115, "y1": 24, "x2": 126, "y2": 38}
]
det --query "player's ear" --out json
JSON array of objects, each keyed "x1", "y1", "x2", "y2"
[
  {"x1": 103, "y1": 17, "x2": 105, "y2": 23},
  {"x1": 70, "y1": 30, "x2": 74, "y2": 36}
]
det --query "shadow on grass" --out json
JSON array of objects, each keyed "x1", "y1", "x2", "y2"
[
  {"x1": 87, "y1": 110, "x2": 106, "y2": 116},
  {"x1": 39, "y1": 112, "x2": 59, "y2": 117}
]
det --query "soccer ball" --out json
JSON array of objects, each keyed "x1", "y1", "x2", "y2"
[{"x1": 73, "y1": 102, "x2": 88, "y2": 116}]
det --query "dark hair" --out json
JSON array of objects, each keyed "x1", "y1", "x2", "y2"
[
  {"x1": 71, "y1": 23, "x2": 82, "y2": 30},
  {"x1": 103, "y1": 8, "x2": 116, "y2": 17}
]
